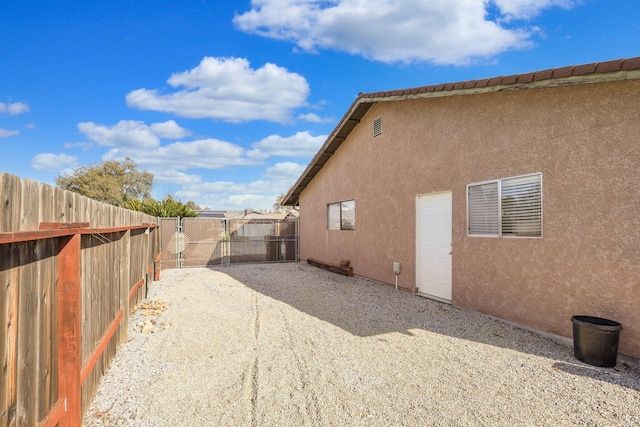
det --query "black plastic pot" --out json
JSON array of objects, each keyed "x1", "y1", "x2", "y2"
[{"x1": 571, "y1": 315, "x2": 623, "y2": 367}]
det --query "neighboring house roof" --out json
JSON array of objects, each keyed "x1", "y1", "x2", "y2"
[
  {"x1": 196, "y1": 210, "x2": 227, "y2": 219},
  {"x1": 283, "y1": 209, "x2": 300, "y2": 219},
  {"x1": 283, "y1": 56, "x2": 640, "y2": 206},
  {"x1": 197, "y1": 209, "x2": 297, "y2": 220}
]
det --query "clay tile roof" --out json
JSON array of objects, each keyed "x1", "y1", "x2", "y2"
[
  {"x1": 516, "y1": 72, "x2": 535, "y2": 84},
  {"x1": 358, "y1": 56, "x2": 640, "y2": 103},
  {"x1": 552, "y1": 66, "x2": 574, "y2": 79},
  {"x1": 533, "y1": 69, "x2": 553, "y2": 81},
  {"x1": 573, "y1": 63, "x2": 597, "y2": 76},
  {"x1": 487, "y1": 76, "x2": 503, "y2": 86},
  {"x1": 502, "y1": 74, "x2": 518, "y2": 85},
  {"x1": 621, "y1": 57, "x2": 640, "y2": 70},
  {"x1": 282, "y1": 55, "x2": 640, "y2": 207},
  {"x1": 595, "y1": 59, "x2": 623, "y2": 73}
]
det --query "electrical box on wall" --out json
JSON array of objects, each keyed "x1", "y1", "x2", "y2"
[{"x1": 393, "y1": 261, "x2": 401, "y2": 275}]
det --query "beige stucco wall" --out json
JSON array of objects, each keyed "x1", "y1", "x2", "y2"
[{"x1": 299, "y1": 78, "x2": 640, "y2": 359}]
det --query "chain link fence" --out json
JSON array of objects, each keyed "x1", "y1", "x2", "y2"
[{"x1": 160, "y1": 217, "x2": 298, "y2": 268}]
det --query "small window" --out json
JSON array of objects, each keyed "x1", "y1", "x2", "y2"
[
  {"x1": 373, "y1": 116, "x2": 382, "y2": 137},
  {"x1": 328, "y1": 203, "x2": 341, "y2": 230},
  {"x1": 328, "y1": 200, "x2": 356, "y2": 230},
  {"x1": 467, "y1": 173, "x2": 542, "y2": 238}
]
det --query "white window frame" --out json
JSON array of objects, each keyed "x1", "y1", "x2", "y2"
[
  {"x1": 467, "y1": 173, "x2": 542, "y2": 238},
  {"x1": 327, "y1": 200, "x2": 355, "y2": 230}
]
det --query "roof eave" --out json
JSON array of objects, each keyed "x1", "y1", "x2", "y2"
[
  {"x1": 361, "y1": 69, "x2": 640, "y2": 103},
  {"x1": 282, "y1": 57, "x2": 640, "y2": 207},
  {"x1": 282, "y1": 98, "x2": 375, "y2": 206}
]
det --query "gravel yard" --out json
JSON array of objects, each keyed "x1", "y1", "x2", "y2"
[{"x1": 83, "y1": 263, "x2": 640, "y2": 426}]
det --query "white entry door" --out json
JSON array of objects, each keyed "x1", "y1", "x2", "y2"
[{"x1": 416, "y1": 192, "x2": 452, "y2": 301}]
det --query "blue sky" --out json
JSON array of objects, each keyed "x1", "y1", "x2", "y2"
[{"x1": 1, "y1": 1, "x2": 638, "y2": 210}]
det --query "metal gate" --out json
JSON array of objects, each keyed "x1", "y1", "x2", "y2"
[{"x1": 160, "y1": 217, "x2": 298, "y2": 268}]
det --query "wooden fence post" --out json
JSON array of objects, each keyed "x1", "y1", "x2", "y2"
[{"x1": 57, "y1": 233, "x2": 82, "y2": 426}]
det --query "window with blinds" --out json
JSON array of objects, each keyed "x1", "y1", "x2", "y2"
[
  {"x1": 468, "y1": 181, "x2": 499, "y2": 236},
  {"x1": 467, "y1": 173, "x2": 542, "y2": 238}
]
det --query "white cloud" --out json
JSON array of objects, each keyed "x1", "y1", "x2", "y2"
[
  {"x1": 64, "y1": 141, "x2": 94, "y2": 150},
  {"x1": 176, "y1": 181, "x2": 280, "y2": 211},
  {"x1": 31, "y1": 153, "x2": 79, "y2": 172},
  {"x1": 103, "y1": 130, "x2": 325, "y2": 174},
  {"x1": 184, "y1": 180, "x2": 272, "y2": 194},
  {"x1": 263, "y1": 162, "x2": 306, "y2": 183},
  {"x1": 153, "y1": 169, "x2": 203, "y2": 185},
  {"x1": 227, "y1": 194, "x2": 274, "y2": 208},
  {"x1": 102, "y1": 137, "x2": 258, "y2": 171},
  {"x1": 77, "y1": 120, "x2": 189, "y2": 148},
  {"x1": 298, "y1": 112, "x2": 334, "y2": 123},
  {"x1": 0, "y1": 128, "x2": 19, "y2": 138},
  {"x1": 98, "y1": 129, "x2": 319, "y2": 210},
  {"x1": 248, "y1": 131, "x2": 326, "y2": 160},
  {"x1": 174, "y1": 161, "x2": 307, "y2": 210},
  {"x1": 172, "y1": 190, "x2": 201, "y2": 200},
  {"x1": 0, "y1": 101, "x2": 29, "y2": 115},
  {"x1": 126, "y1": 57, "x2": 310, "y2": 123},
  {"x1": 172, "y1": 190, "x2": 277, "y2": 210},
  {"x1": 234, "y1": 0, "x2": 578, "y2": 64},
  {"x1": 149, "y1": 120, "x2": 192, "y2": 139},
  {"x1": 177, "y1": 180, "x2": 269, "y2": 209},
  {"x1": 493, "y1": 0, "x2": 578, "y2": 20},
  {"x1": 263, "y1": 162, "x2": 306, "y2": 191},
  {"x1": 0, "y1": 102, "x2": 29, "y2": 137}
]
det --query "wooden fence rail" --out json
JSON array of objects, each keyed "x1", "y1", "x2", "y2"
[{"x1": 0, "y1": 173, "x2": 161, "y2": 427}]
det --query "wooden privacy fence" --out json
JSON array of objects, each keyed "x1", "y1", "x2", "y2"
[{"x1": 0, "y1": 173, "x2": 161, "y2": 427}]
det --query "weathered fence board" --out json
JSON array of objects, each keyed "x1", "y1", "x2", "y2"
[
  {"x1": 0, "y1": 172, "x2": 161, "y2": 426},
  {"x1": 17, "y1": 241, "x2": 38, "y2": 426},
  {"x1": 1, "y1": 173, "x2": 21, "y2": 232},
  {"x1": 0, "y1": 244, "x2": 19, "y2": 426}
]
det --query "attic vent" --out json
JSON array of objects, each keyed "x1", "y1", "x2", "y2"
[{"x1": 373, "y1": 116, "x2": 382, "y2": 137}]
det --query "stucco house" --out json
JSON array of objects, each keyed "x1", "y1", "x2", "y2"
[{"x1": 283, "y1": 57, "x2": 640, "y2": 360}]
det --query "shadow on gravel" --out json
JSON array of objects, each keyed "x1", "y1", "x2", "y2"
[
  {"x1": 552, "y1": 362, "x2": 640, "y2": 392},
  {"x1": 215, "y1": 263, "x2": 640, "y2": 392}
]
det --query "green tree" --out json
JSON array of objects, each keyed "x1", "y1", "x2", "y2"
[
  {"x1": 56, "y1": 158, "x2": 153, "y2": 206},
  {"x1": 122, "y1": 196, "x2": 197, "y2": 218},
  {"x1": 186, "y1": 200, "x2": 201, "y2": 211},
  {"x1": 272, "y1": 193, "x2": 286, "y2": 212}
]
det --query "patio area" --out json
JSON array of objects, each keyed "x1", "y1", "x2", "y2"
[{"x1": 83, "y1": 263, "x2": 640, "y2": 426}]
